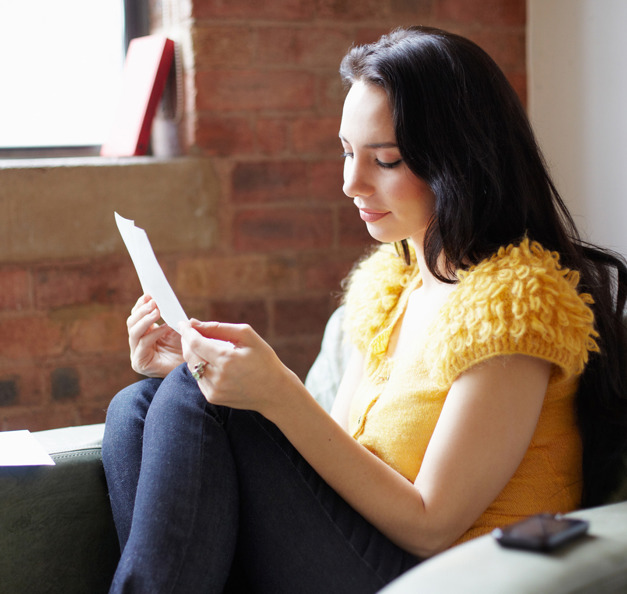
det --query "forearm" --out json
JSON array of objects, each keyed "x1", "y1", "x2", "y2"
[{"x1": 264, "y1": 376, "x2": 445, "y2": 558}]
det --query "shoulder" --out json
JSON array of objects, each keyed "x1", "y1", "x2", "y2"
[
  {"x1": 429, "y1": 238, "x2": 599, "y2": 386},
  {"x1": 457, "y1": 238, "x2": 591, "y2": 313}
]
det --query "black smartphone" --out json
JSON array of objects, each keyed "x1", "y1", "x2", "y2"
[{"x1": 492, "y1": 513, "x2": 589, "y2": 552}]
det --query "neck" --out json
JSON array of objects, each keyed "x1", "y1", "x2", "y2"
[{"x1": 409, "y1": 238, "x2": 455, "y2": 292}]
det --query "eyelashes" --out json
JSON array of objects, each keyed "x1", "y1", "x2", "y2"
[
  {"x1": 340, "y1": 152, "x2": 403, "y2": 169},
  {"x1": 376, "y1": 158, "x2": 403, "y2": 169}
]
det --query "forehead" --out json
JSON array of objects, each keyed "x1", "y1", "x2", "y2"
[{"x1": 339, "y1": 81, "x2": 395, "y2": 143}]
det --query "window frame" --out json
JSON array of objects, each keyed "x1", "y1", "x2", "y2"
[{"x1": 0, "y1": 0, "x2": 150, "y2": 160}]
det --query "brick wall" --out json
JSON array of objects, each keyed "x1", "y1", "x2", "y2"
[{"x1": 0, "y1": 0, "x2": 526, "y2": 431}]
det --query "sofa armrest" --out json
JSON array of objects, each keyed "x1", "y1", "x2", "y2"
[
  {"x1": 0, "y1": 424, "x2": 119, "y2": 594},
  {"x1": 380, "y1": 501, "x2": 627, "y2": 594}
]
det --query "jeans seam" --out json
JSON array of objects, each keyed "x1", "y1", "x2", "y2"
[{"x1": 165, "y1": 398, "x2": 210, "y2": 594}]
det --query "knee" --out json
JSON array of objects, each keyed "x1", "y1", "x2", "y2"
[
  {"x1": 105, "y1": 378, "x2": 162, "y2": 437},
  {"x1": 144, "y1": 364, "x2": 212, "y2": 427},
  {"x1": 102, "y1": 378, "x2": 162, "y2": 466}
]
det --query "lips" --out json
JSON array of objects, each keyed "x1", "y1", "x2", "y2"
[{"x1": 359, "y1": 208, "x2": 389, "y2": 223}]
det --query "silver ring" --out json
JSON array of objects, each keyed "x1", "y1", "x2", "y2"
[{"x1": 192, "y1": 361, "x2": 206, "y2": 381}]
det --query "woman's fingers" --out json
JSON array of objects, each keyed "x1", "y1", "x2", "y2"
[
  {"x1": 128, "y1": 300, "x2": 160, "y2": 348},
  {"x1": 130, "y1": 293, "x2": 151, "y2": 313},
  {"x1": 179, "y1": 322, "x2": 231, "y2": 365},
  {"x1": 187, "y1": 319, "x2": 258, "y2": 346},
  {"x1": 178, "y1": 318, "x2": 294, "y2": 416}
]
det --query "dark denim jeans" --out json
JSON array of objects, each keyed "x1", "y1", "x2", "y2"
[{"x1": 102, "y1": 364, "x2": 419, "y2": 593}]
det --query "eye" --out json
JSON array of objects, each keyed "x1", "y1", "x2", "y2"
[
  {"x1": 341, "y1": 151, "x2": 354, "y2": 159},
  {"x1": 376, "y1": 158, "x2": 403, "y2": 169}
]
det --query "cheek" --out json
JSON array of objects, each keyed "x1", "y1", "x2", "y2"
[
  {"x1": 407, "y1": 177, "x2": 436, "y2": 211},
  {"x1": 392, "y1": 177, "x2": 428, "y2": 205}
]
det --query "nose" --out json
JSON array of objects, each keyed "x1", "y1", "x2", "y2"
[{"x1": 342, "y1": 156, "x2": 374, "y2": 199}]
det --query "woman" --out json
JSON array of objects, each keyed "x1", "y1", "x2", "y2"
[{"x1": 102, "y1": 26, "x2": 627, "y2": 593}]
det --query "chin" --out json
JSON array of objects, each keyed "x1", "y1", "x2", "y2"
[{"x1": 365, "y1": 225, "x2": 405, "y2": 245}]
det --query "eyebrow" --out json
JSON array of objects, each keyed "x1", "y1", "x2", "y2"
[{"x1": 338, "y1": 134, "x2": 398, "y2": 149}]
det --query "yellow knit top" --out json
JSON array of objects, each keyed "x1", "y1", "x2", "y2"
[{"x1": 343, "y1": 239, "x2": 598, "y2": 544}]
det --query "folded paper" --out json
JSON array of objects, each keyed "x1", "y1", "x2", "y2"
[
  {"x1": 115, "y1": 212, "x2": 189, "y2": 332},
  {"x1": 0, "y1": 430, "x2": 55, "y2": 466}
]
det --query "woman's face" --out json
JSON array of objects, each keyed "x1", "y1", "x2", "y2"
[{"x1": 339, "y1": 81, "x2": 436, "y2": 248}]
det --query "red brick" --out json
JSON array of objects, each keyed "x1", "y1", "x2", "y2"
[
  {"x1": 77, "y1": 405, "x2": 108, "y2": 426},
  {"x1": 35, "y1": 261, "x2": 139, "y2": 309},
  {"x1": 257, "y1": 27, "x2": 353, "y2": 69},
  {"x1": 232, "y1": 161, "x2": 309, "y2": 204},
  {"x1": 0, "y1": 365, "x2": 46, "y2": 406},
  {"x1": 468, "y1": 29, "x2": 526, "y2": 72},
  {"x1": 181, "y1": 300, "x2": 214, "y2": 326},
  {"x1": 192, "y1": 25, "x2": 256, "y2": 70},
  {"x1": 78, "y1": 359, "x2": 139, "y2": 404},
  {"x1": 309, "y1": 160, "x2": 346, "y2": 202},
  {"x1": 317, "y1": 73, "x2": 348, "y2": 115},
  {"x1": 177, "y1": 252, "x2": 302, "y2": 300},
  {"x1": 338, "y1": 204, "x2": 377, "y2": 248},
  {"x1": 315, "y1": 0, "x2": 388, "y2": 20},
  {"x1": 353, "y1": 27, "x2": 400, "y2": 47},
  {"x1": 506, "y1": 71, "x2": 527, "y2": 107},
  {"x1": 2, "y1": 405, "x2": 80, "y2": 432},
  {"x1": 273, "y1": 336, "x2": 322, "y2": 380},
  {"x1": 211, "y1": 299, "x2": 269, "y2": 336},
  {"x1": 192, "y1": 0, "x2": 314, "y2": 21},
  {"x1": 0, "y1": 375, "x2": 18, "y2": 406},
  {"x1": 302, "y1": 253, "x2": 360, "y2": 292},
  {"x1": 69, "y1": 309, "x2": 128, "y2": 354},
  {"x1": 273, "y1": 295, "x2": 332, "y2": 336},
  {"x1": 0, "y1": 268, "x2": 31, "y2": 311},
  {"x1": 196, "y1": 70, "x2": 316, "y2": 112},
  {"x1": 234, "y1": 207, "x2": 334, "y2": 252},
  {"x1": 385, "y1": 0, "x2": 434, "y2": 21},
  {"x1": 256, "y1": 119, "x2": 290, "y2": 155},
  {"x1": 291, "y1": 117, "x2": 342, "y2": 156},
  {"x1": 177, "y1": 255, "x2": 271, "y2": 298},
  {"x1": 195, "y1": 114, "x2": 255, "y2": 156},
  {"x1": 265, "y1": 254, "x2": 301, "y2": 292},
  {"x1": 435, "y1": 0, "x2": 526, "y2": 26},
  {"x1": 50, "y1": 367, "x2": 80, "y2": 401},
  {"x1": 0, "y1": 316, "x2": 65, "y2": 359}
]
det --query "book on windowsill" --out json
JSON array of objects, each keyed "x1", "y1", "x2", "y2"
[{"x1": 100, "y1": 35, "x2": 175, "y2": 157}]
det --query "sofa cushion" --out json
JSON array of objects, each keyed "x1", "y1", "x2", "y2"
[
  {"x1": 379, "y1": 501, "x2": 627, "y2": 594},
  {"x1": 0, "y1": 424, "x2": 118, "y2": 594}
]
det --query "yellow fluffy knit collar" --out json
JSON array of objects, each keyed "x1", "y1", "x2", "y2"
[{"x1": 343, "y1": 238, "x2": 598, "y2": 385}]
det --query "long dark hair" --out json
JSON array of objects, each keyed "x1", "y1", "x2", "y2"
[{"x1": 340, "y1": 26, "x2": 627, "y2": 507}]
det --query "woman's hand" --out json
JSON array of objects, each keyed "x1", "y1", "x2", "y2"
[
  {"x1": 127, "y1": 294, "x2": 184, "y2": 377},
  {"x1": 179, "y1": 319, "x2": 302, "y2": 418}
]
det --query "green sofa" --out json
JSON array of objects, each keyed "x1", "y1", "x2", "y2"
[
  {"x1": 2, "y1": 307, "x2": 627, "y2": 593},
  {"x1": 1, "y1": 424, "x2": 118, "y2": 593}
]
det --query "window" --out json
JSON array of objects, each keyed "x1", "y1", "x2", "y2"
[{"x1": 0, "y1": 0, "x2": 148, "y2": 156}]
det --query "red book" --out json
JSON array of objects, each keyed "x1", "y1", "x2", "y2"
[{"x1": 100, "y1": 35, "x2": 175, "y2": 157}]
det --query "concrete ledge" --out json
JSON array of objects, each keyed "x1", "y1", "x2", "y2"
[{"x1": 0, "y1": 157, "x2": 219, "y2": 262}]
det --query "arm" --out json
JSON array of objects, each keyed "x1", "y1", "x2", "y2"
[{"x1": 179, "y1": 320, "x2": 550, "y2": 558}]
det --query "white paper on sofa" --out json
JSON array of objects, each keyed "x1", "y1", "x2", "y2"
[
  {"x1": 0, "y1": 430, "x2": 55, "y2": 466},
  {"x1": 115, "y1": 212, "x2": 189, "y2": 333}
]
